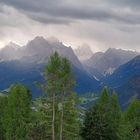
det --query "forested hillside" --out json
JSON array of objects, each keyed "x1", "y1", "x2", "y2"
[{"x1": 0, "y1": 53, "x2": 140, "y2": 140}]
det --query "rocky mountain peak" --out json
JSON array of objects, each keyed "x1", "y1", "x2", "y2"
[{"x1": 74, "y1": 44, "x2": 93, "y2": 61}]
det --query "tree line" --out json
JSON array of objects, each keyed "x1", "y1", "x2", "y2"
[
  {"x1": 81, "y1": 88, "x2": 140, "y2": 140},
  {"x1": 0, "y1": 52, "x2": 140, "y2": 140}
]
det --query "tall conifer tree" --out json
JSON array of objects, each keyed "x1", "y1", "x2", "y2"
[{"x1": 4, "y1": 84, "x2": 31, "y2": 140}]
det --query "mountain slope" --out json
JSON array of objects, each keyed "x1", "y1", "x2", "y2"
[
  {"x1": 103, "y1": 55, "x2": 140, "y2": 88},
  {"x1": 83, "y1": 48, "x2": 139, "y2": 79},
  {"x1": 0, "y1": 60, "x2": 100, "y2": 98},
  {"x1": 0, "y1": 37, "x2": 100, "y2": 98},
  {"x1": 116, "y1": 75, "x2": 140, "y2": 109},
  {"x1": 0, "y1": 42, "x2": 21, "y2": 61},
  {"x1": 95, "y1": 55, "x2": 140, "y2": 108}
]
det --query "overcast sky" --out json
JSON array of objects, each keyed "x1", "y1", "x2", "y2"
[{"x1": 0, "y1": 0, "x2": 140, "y2": 52}]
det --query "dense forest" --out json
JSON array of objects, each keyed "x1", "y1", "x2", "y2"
[{"x1": 0, "y1": 52, "x2": 140, "y2": 140}]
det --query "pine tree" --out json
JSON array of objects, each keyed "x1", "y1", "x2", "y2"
[
  {"x1": 81, "y1": 103, "x2": 104, "y2": 140},
  {"x1": 29, "y1": 97, "x2": 50, "y2": 140},
  {"x1": 58, "y1": 58, "x2": 77, "y2": 140},
  {"x1": 38, "y1": 52, "x2": 80, "y2": 139},
  {"x1": 81, "y1": 88, "x2": 122, "y2": 140},
  {"x1": 99, "y1": 87, "x2": 110, "y2": 106},
  {"x1": 0, "y1": 96, "x2": 8, "y2": 140},
  {"x1": 4, "y1": 84, "x2": 32, "y2": 140},
  {"x1": 107, "y1": 91, "x2": 122, "y2": 140},
  {"x1": 44, "y1": 52, "x2": 62, "y2": 140},
  {"x1": 123, "y1": 99, "x2": 140, "y2": 140},
  {"x1": 62, "y1": 93, "x2": 80, "y2": 140}
]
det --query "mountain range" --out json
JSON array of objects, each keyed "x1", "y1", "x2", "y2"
[
  {"x1": 0, "y1": 36, "x2": 140, "y2": 107},
  {"x1": 0, "y1": 37, "x2": 99, "y2": 98},
  {"x1": 83, "y1": 48, "x2": 139, "y2": 80},
  {"x1": 0, "y1": 37, "x2": 82, "y2": 68},
  {"x1": 104, "y1": 55, "x2": 140, "y2": 108}
]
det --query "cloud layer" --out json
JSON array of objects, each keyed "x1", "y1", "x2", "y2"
[{"x1": 0, "y1": 0, "x2": 140, "y2": 51}]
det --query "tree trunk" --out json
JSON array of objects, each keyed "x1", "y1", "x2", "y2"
[
  {"x1": 52, "y1": 93, "x2": 55, "y2": 140},
  {"x1": 60, "y1": 91, "x2": 64, "y2": 140}
]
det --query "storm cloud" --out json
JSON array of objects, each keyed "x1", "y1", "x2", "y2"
[
  {"x1": 1, "y1": 0, "x2": 140, "y2": 25},
  {"x1": 0, "y1": 0, "x2": 140, "y2": 51}
]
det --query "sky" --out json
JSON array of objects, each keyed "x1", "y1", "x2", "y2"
[{"x1": 0, "y1": 0, "x2": 140, "y2": 52}]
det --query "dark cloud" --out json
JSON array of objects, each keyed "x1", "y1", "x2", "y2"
[
  {"x1": 0, "y1": 0, "x2": 140, "y2": 51},
  {"x1": 27, "y1": 12, "x2": 73, "y2": 25},
  {"x1": 1, "y1": 0, "x2": 140, "y2": 25},
  {"x1": 107, "y1": 0, "x2": 140, "y2": 8}
]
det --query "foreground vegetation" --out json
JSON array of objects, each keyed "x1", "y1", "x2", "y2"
[
  {"x1": 81, "y1": 89, "x2": 140, "y2": 140},
  {"x1": 0, "y1": 52, "x2": 140, "y2": 140}
]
